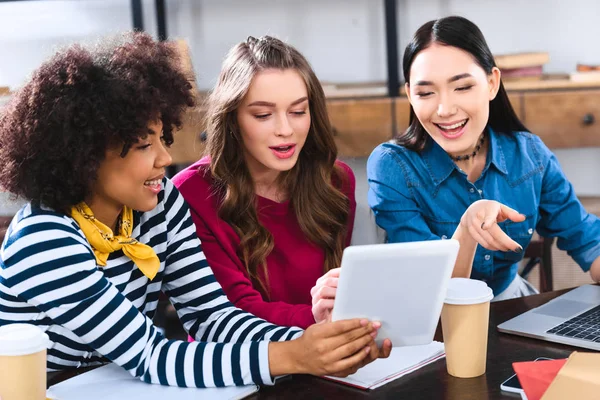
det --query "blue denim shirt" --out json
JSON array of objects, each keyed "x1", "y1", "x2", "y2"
[{"x1": 367, "y1": 128, "x2": 600, "y2": 295}]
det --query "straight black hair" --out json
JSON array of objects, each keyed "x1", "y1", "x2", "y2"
[{"x1": 398, "y1": 16, "x2": 528, "y2": 150}]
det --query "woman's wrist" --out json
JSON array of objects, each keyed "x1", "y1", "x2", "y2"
[
  {"x1": 453, "y1": 220, "x2": 477, "y2": 245},
  {"x1": 268, "y1": 341, "x2": 304, "y2": 376},
  {"x1": 451, "y1": 222, "x2": 478, "y2": 278}
]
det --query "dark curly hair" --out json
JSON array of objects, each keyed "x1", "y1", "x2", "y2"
[{"x1": 0, "y1": 32, "x2": 195, "y2": 213}]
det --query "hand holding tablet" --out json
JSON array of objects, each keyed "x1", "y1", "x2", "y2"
[{"x1": 332, "y1": 240, "x2": 460, "y2": 347}]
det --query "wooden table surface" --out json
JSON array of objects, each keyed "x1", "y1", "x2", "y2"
[{"x1": 48, "y1": 288, "x2": 581, "y2": 399}]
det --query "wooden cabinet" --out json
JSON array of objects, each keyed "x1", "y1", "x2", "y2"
[
  {"x1": 329, "y1": 88, "x2": 600, "y2": 158},
  {"x1": 169, "y1": 86, "x2": 600, "y2": 164},
  {"x1": 522, "y1": 90, "x2": 600, "y2": 148},
  {"x1": 329, "y1": 93, "x2": 527, "y2": 158},
  {"x1": 508, "y1": 93, "x2": 524, "y2": 121},
  {"x1": 168, "y1": 107, "x2": 207, "y2": 165},
  {"x1": 327, "y1": 98, "x2": 394, "y2": 158},
  {"x1": 395, "y1": 97, "x2": 411, "y2": 133}
]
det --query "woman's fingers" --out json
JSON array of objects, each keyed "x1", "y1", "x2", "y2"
[
  {"x1": 316, "y1": 268, "x2": 341, "y2": 285},
  {"x1": 313, "y1": 298, "x2": 335, "y2": 319},
  {"x1": 484, "y1": 223, "x2": 522, "y2": 252},
  {"x1": 328, "y1": 343, "x2": 371, "y2": 374},
  {"x1": 318, "y1": 319, "x2": 369, "y2": 339},
  {"x1": 379, "y1": 338, "x2": 393, "y2": 358},
  {"x1": 499, "y1": 204, "x2": 526, "y2": 223},
  {"x1": 467, "y1": 222, "x2": 492, "y2": 249},
  {"x1": 312, "y1": 285, "x2": 337, "y2": 304},
  {"x1": 476, "y1": 225, "x2": 502, "y2": 251},
  {"x1": 311, "y1": 273, "x2": 340, "y2": 297},
  {"x1": 481, "y1": 212, "x2": 499, "y2": 230},
  {"x1": 463, "y1": 201, "x2": 524, "y2": 252}
]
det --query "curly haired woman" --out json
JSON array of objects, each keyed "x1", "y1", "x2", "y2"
[{"x1": 0, "y1": 32, "x2": 386, "y2": 388}]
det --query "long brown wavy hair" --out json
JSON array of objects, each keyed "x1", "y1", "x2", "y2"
[{"x1": 205, "y1": 36, "x2": 350, "y2": 296}]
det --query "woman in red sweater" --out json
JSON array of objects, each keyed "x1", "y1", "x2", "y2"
[{"x1": 173, "y1": 36, "x2": 360, "y2": 330}]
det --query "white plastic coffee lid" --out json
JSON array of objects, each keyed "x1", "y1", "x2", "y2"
[
  {"x1": 444, "y1": 278, "x2": 494, "y2": 305},
  {"x1": 0, "y1": 323, "x2": 50, "y2": 356}
]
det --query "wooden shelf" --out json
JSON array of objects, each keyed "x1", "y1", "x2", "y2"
[
  {"x1": 503, "y1": 78, "x2": 600, "y2": 91},
  {"x1": 6, "y1": 78, "x2": 600, "y2": 165}
]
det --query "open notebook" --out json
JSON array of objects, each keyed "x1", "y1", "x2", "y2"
[
  {"x1": 325, "y1": 341, "x2": 445, "y2": 390},
  {"x1": 47, "y1": 363, "x2": 259, "y2": 400}
]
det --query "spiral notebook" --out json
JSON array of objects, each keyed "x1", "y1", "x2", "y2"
[
  {"x1": 325, "y1": 341, "x2": 445, "y2": 390},
  {"x1": 47, "y1": 363, "x2": 259, "y2": 400}
]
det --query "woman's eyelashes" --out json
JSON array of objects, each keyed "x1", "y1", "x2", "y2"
[
  {"x1": 415, "y1": 84, "x2": 474, "y2": 98},
  {"x1": 136, "y1": 135, "x2": 166, "y2": 150},
  {"x1": 253, "y1": 110, "x2": 307, "y2": 120},
  {"x1": 456, "y1": 84, "x2": 474, "y2": 92}
]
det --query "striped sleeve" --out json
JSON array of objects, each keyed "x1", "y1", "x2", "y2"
[
  {"x1": 160, "y1": 179, "x2": 303, "y2": 385},
  {"x1": 0, "y1": 200, "x2": 300, "y2": 388}
]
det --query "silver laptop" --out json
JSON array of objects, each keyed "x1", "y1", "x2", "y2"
[{"x1": 497, "y1": 284, "x2": 600, "y2": 350}]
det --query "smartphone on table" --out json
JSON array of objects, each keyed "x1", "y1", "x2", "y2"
[{"x1": 500, "y1": 357, "x2": 553, "y2": 394}]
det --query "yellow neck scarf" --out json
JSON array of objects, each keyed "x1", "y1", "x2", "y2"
[{"x1": 71, "y1": 203, "x2": 160, "y2": 280}]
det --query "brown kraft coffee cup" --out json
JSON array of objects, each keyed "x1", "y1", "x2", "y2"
[
  {"x1": 441, "y1": 278, "x2": 493, "y2": 378},
  {"x1": 0, "y1": 323, "x2": 50, "y2": 400}
]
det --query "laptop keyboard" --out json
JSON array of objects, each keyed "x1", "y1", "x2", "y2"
[{"x1": 546, "y1": 305, "x2": 600, "y2": 342}]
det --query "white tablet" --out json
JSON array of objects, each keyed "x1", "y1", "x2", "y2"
[{"x1": 332, "y1": 240, "x2": 459, "y2": 347}]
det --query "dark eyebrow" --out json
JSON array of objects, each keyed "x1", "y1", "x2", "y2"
[
  {"x1": 414, "y1": 73, "x2": 473, "y2": 86},
  {"x1": 247, "y1": 96, "x2": 308, "y2": 107},
  {"x1": 414, "y1": 80, "x2": 434, "y2": 87},
  {"x1": 448, "y1": 73, "x2": 473, "y2": 83},
  {"x1": 290, "y1": 96, "x2": 308, "y2": 106},
  {"x1": 247, "y1": 100, "x2": 275, "y2": 107}
]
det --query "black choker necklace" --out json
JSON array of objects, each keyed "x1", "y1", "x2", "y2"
[{"x1": 450, "y1": 135, "x2": 485, "y2": 161}]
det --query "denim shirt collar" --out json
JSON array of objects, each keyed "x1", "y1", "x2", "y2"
[{"x1": 422, "y1": 126, "x2": 508, "y2": 187}]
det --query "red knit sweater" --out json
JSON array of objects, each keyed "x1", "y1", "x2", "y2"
[{"x1": 173, "y1": 157, "x2": 356, "y2": 328}]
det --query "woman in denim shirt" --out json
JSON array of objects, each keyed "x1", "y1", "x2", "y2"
[{"x1": 367, "y1": 16, "x2": 600, "y2": 299}]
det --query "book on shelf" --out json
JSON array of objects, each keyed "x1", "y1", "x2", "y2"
[
  {"x1": 323, "y1": 341, "x2": 445, "y2": 390},
  {"x1": 320, "y1": 81, "x2": 388, "y2": 98},
  {"x1": 570, "y1": 70, "x2": 600, "y2": 83},
  {"x1": 494, "y1": 52, "x2": 549, "y2": 70},
  {"x1": 576, "y1": 63, "x2": 600, "y2": 72},
  {"x1": 501, "y1": 65, "x2": 544, "y2": 81}
]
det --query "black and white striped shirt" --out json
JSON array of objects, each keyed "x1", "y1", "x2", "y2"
[{"x1": 0, "y1": 178, "x2": 302, "y2": 387}]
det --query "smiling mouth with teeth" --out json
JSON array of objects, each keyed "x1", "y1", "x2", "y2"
[
  {"x1": 144, "y1": 179, "x2": 161, "y2": 186},
  {"x1": 272, "y1": 146, "x2": 292, "y2": 152},
  {"x1": 434, "y1": 119, "x2": 468, "y2": 132}
]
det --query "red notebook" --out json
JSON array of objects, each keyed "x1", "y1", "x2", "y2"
[{"x1": 512, "y1": 359, "x2": 567, "y2": 400}]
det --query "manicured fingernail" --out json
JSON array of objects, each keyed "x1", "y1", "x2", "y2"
[
  {"x1": 513, "y1": 245, "x2": 523, "y2": 253},
  {"x1": 370, "y1": 331, "x2": 377, "y2": 338},
  {"x1": 365, "y1": 347, "x2": 371, "y2": 354},
  {"x1": 360, "y1": 319, "x2": 368, "y2": 326},
  {"x1": 372, "y1": 321, "x2": 381, "y2": 329}
]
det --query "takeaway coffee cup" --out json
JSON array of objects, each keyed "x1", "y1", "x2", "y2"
[
  {"x1": 441, "y1": 278, "x2": 493, "y2": 378},
  {"x1": 0, "y1": 323, "x2": 50, "y2": 400}
]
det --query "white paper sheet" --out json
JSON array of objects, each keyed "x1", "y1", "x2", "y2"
[
  {"x1": 325, "y1": 341, "x2": 445, "y2": 390},
  {"x1": 47, "y1": 363, "x2": 259, "y2": 400}
]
